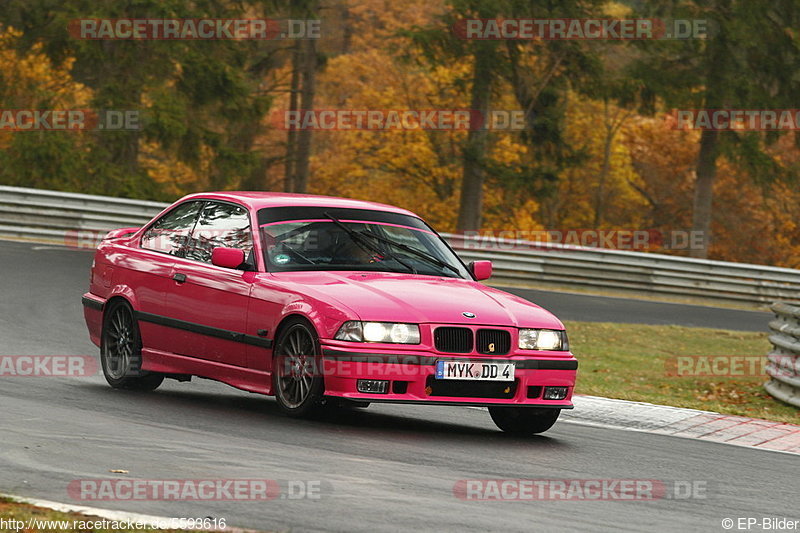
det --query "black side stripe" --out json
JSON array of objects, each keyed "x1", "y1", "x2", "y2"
[
  {"x1": 135, "y1": 311, "x2": 273, "y2": 349},
  {"x1": 81, "y1": 296, "x2": 104, "y2": 311},
  {"x1": 321, "y1": 350, "x2": 578, "y2": 370}
]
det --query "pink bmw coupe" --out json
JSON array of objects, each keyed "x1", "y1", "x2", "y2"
[{"x1": 82, "y1": 192, "x2": 577, "y2": 435}]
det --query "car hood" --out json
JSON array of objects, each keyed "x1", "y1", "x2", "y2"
[{"x1": 267, "y1": 271, "x2": 564, "y2": 329}]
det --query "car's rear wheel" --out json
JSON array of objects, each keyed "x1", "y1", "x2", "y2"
[
  {"x1": 272, "y1": 318, "x2": 325, "y2": 417},
  {"x1": 101, "y1": 300, "x2": 164, "y2": 391},
  {"x1": 488, "y1": 407, "x2": 561, "y2": 436}
]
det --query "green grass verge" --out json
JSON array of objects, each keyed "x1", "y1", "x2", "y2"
[{"x1": 567, "y1": 320, "x2": 799, "y2": 424}]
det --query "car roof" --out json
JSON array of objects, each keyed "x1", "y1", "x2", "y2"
[{"x1": 177, "y1": 191, "x2": 419, "y2": 218}]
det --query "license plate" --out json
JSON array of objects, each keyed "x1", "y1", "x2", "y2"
[{"x1": 435, "y1": 360, "x2": 515, "y2": 381}]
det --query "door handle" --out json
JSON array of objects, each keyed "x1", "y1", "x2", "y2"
[{"x1": 173, "y1": 273, "x2": 187, "y2": 283}]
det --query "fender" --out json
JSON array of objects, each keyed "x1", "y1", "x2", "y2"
[
  {"x1": 277, "y1": 298, "x2": 357, "y2": 341},
  {"x1": 106, "y1": 284, "x2": 140, "y2": 311}
]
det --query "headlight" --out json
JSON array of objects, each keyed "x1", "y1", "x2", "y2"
[
  {"x1": 335, "y1": 321, "x2": 420, "y2": 344},
  {"x1": 334, "y1": 321, "x2": 363, "y2": 342},
  {"x1": 518, "y1": 329, "x2": 568, "y2": 351}
]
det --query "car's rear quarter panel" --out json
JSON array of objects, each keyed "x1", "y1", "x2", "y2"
[{"x1": 84, "y1": 237, "x2": 175, "y2": 350}]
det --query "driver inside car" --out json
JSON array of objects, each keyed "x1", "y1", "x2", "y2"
[{"x1": 318, "y1": 225, "x2": 382, "y2": 265}]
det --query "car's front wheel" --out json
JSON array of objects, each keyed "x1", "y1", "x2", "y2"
[
  {"x1": 488, "y1": 406, "x2": 561, "y2": 436},
  {"x1": 272, "y1": 318, "x2": 325, "y2": 417},
  {"x1": 100, "y1": 300, "x2": 164, "y2": 391}
]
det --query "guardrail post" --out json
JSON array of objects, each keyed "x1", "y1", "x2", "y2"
[{"x1": 766, "y1": 301, "x2": 800, "y2": 408}]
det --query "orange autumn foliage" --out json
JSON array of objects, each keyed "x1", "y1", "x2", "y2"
[{"x1": 3, "y1": 3, "x2": 800, "y2": 268}]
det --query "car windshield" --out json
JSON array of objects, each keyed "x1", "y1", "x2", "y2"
[{"x1": 258, "y1": 209, "x2": 470, "y2": 279}]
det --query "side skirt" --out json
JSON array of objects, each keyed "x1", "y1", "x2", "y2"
[{"x1": 141, "y1": 348, "x2": 272, "y2": 396}]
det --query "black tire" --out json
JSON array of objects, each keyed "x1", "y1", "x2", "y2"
[
  {"x1": 488, "y1": 407, "x2": 561, "y2": 436},
  {"x1": 272, "y1": 318, "x2": 325, "y2": 417},
  {"x1": 100, "y1": 300, "x2": 164, "y2": 391}
]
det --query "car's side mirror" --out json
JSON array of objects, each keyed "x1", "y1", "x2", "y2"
[
  {"x1": 469, "y1": 260, "x2": 492, "y2": 281},
  {"x1": 211, "y1": 247, "x2": 245, "y2": 269}
]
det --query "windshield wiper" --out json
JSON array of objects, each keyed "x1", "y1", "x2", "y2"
[
  {"x1": 323, "y1": 212, "x2": 417, "y2": 274},
  {"x1": 355, "y1": 230, "x2": 462, "y2": 277}
]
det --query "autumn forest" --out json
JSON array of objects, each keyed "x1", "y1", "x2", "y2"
[{"x1": 1, "y1": 0, "x2": 800, "y2": 265}]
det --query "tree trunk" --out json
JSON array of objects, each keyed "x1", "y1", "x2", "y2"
[
  {"x1": 690, "y1": 7, "x2": 728, "y2": 259},
  {"x1": 93, "y1": 84, "x2": 142, "y2": 196},
  {"x1": 690, "y1": 129, "x2": 719, "y2": 258},
  {"x1": 456, "y1": 43, "x2": 493, "y2": 232},
  {"x1": 284, "y1": 39, "x2": 302, "y2": 192},
  {"x1": 594, "y1": 122, "x2": 614, "y2": 227},
  {"x1": 340, "y1": 3, "x2": 352, "y2": 55},
  {"x1": 293, "y1": 37, "x2": 317, "y2": 194}
]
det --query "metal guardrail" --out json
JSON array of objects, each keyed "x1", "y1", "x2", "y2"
[
  {"x1": 2, "y1": 185, "x2": 800, "y2": 306},
  {"x1": 0, "y1": 185, "x2": 166, "y2": 243},
  {"x1": 767, "y1": 302, "x2": 800, "y2": 408},
  {"x1": 444, "y1": 233, "x2": 800, "y2": 306}
]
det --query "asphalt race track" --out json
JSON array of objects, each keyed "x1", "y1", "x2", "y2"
[{"x1": 0, "y1": 240, "x2": 793, "y2": 532}]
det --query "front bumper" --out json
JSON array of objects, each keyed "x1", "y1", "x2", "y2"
[{"x1": 319, "y1": 345, "x2": 577, "y2": 408}]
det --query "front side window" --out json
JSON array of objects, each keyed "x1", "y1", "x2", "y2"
[
  {"x1": 258, "y1": 208, "x2": 470, "y2": 279},
  {"x1": 140, "y1": 201, "x2": 203, "y2": 256},
  {"x1": 184, "y1": 202, "x2": 252, "y2": 264}
]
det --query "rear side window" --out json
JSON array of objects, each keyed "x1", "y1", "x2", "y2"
[
  {"x1": 184, "y1": 202, "x2": 252, "y2": 264},
  {"x1": 140, "y1": 201, "x2": 203, "y2": 256}
]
